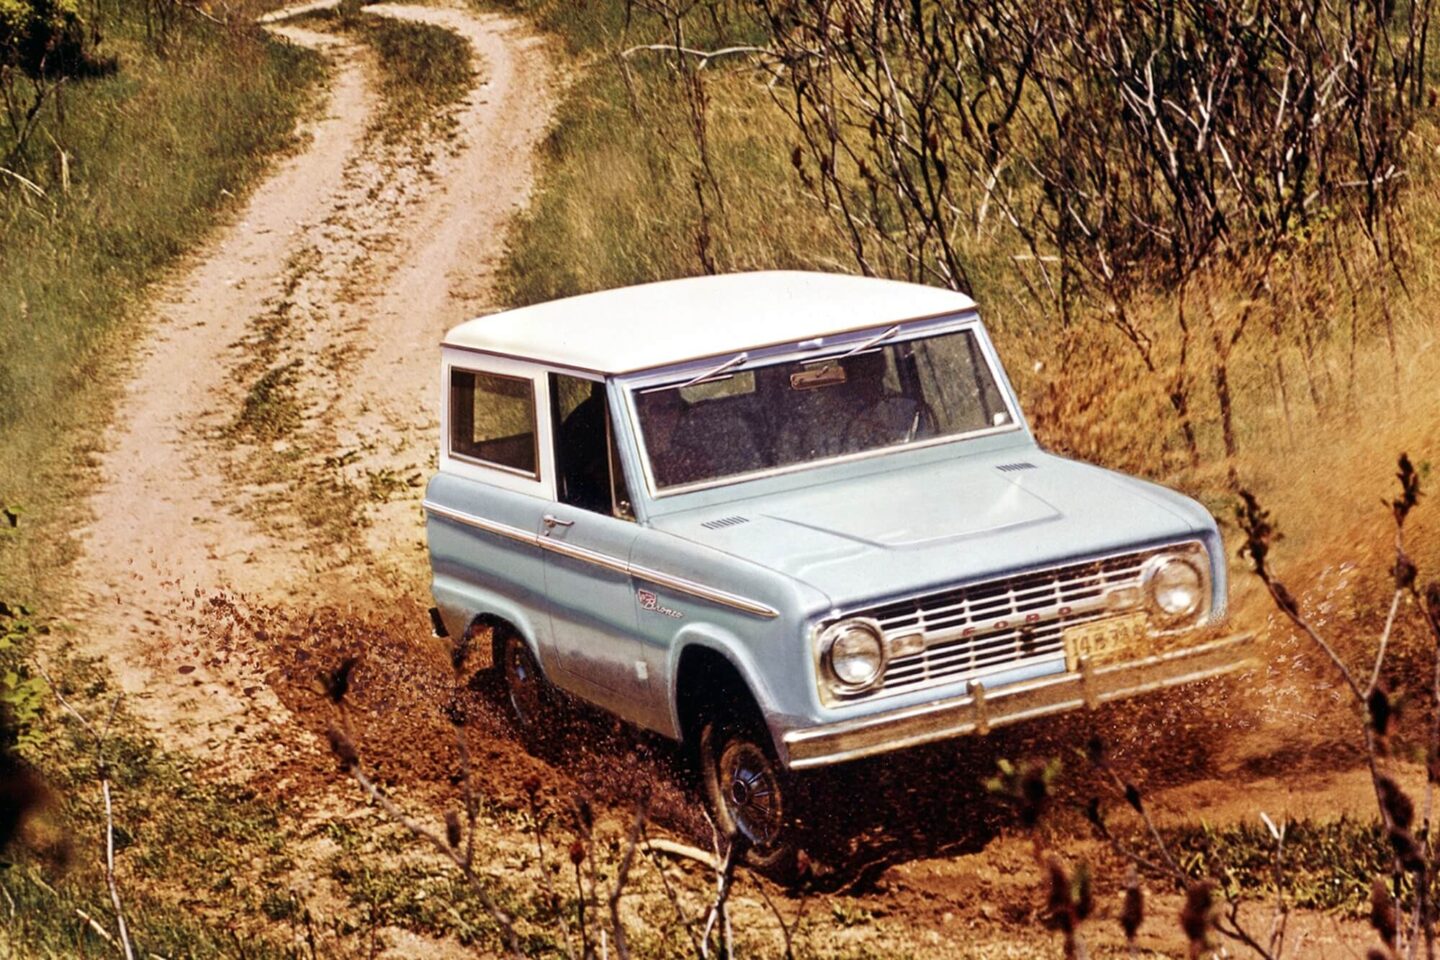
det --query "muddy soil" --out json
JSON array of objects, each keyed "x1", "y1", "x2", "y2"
[{"x1": 58, "y1": 2, "x2": 1404, "y2": 956}]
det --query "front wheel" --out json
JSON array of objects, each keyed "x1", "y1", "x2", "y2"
[{"x1": 699, "y1": 717, "x2": 803, "y2": 879}]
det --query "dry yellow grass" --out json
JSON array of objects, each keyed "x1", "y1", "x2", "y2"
[{"x1": 499, "y1": 2, "x2": 1440, "y2": 701}]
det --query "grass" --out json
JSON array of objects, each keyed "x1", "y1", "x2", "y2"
[
  {"x1": 299, "y1": 0, "x2": 474, "y2": 141},
  {"x1": 1161, "y1": 816, "x2": 1392, "y2": 913},
  {"x1": 0, "y1": 5, "x2": 325, "y2": 604},
  {"x1": 0, "y1": 611, "x2": 303, "y2": 956},
  {"x1": 361, "y1": 12, "x2": 473, "y2": 138},
  {"x1": 494, "y1": 0, "x2": 1440, "y2": 666},
  {"x1": 0, "y1": 4, "x2": 334, "y2": 956},
  {"x1": 234, "y1": 359, "x2": 306, "y2": 441},
  {"x1": 495, "y1": 4, "x2": 849, "y2": 307}
]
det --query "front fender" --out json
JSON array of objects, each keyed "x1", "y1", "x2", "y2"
[{"x1": 665, "y1": 623, "x2": 784, "y2": 745}]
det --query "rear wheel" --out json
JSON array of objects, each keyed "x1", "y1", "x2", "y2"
[
  {"x1": 501, "y1": 634, "x2": 558, "y2": 749},
  {"x1": 699, "y1": 716, "x2": 802, "y2": 879}
]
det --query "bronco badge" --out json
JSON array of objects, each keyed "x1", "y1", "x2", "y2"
[{"x1": 637, "y1": 589, "x2": 683, "y2": 619}]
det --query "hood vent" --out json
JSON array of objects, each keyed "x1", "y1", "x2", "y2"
[
  {"x1": 702, "y1": 515, "x2": 750, "y2": 529},
  {"x1": 995, "y1": 461, "x2": 1037, "y2": 472}
]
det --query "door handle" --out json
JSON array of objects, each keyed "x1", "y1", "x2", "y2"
[{"x1": 542, "y1": 514, "x2": 575, "y2": 535}]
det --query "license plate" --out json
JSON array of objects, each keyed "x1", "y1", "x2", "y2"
[{"x1": 1064, "y1": 612, "x2": 1149, "y2": 671}]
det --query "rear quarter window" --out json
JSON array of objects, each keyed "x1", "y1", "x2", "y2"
[{"x1": 450, "y1": 369, "x2": 538, "y2": 476}]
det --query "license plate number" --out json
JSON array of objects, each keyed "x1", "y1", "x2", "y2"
[{"x1": 1064, "y1": 612, "x2": 1149, "y2": 671}]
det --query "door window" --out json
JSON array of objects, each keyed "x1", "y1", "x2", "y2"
[
  {"x1": 550, "y1": 373, "x2": 633, "y2": 518},
  {"x1": 450, "y1": 369, "x2": 538, "y2": 476}
]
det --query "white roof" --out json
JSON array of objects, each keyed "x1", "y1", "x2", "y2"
[{"x1": 443, "y1": 271, "x2": 977, "y2": 374}]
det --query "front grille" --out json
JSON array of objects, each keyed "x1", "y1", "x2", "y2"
[{"x1": 845, "y1": 545, "x2": 1192, "y2": 699}]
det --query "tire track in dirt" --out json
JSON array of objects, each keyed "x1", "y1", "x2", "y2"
[{"x1": 63, "y1": 1, "x2": 555, "y2": 779}]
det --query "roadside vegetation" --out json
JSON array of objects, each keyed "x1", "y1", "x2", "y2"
[
  {"x1": 0, "y1": 0, "x2": 324, "y2": 603},
  {"x1": 0, "y1": 0, "x2": 323, "y2": 955},
  {"x1": 0, "y1": 604, "x2": 304, "y2": 955}
]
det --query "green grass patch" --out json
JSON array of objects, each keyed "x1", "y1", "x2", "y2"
[
  {"x1": 233, "y1": 359, "x2": 305, "y2": 442},
  {"x1": 0, "y1": 7, "x2": 325, "y2": 602},
  {"x1": 498, "y1": 38, "x2": 841, "y2": 308},
  {"x1": 488, "y1": 0, "x2": 1024, "y2": 311},
  {"x1": 362, "y1": 15, "x2": 473, "y2": 133},
  {"x1": 301, "y1": 1, "x2": 474, "y2": 141},
  {"x1": 1162, "y1": 816, "x2": 1392, "y2": 913}
]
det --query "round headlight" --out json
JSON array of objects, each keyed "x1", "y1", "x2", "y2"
[
  {"x1": 823, "y1": 620, "x2": 885, "y2": 690},
  {"x1": 1147, "y1": 556, "x2": 1204, "y2": 620}
]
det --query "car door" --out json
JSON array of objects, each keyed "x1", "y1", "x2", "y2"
[
  {"x1": 539, "y1": 372, "x2": 650, "y2": 715},
  {"x1": 431, "y1": 360, "x2": 554, "y2": 654}
]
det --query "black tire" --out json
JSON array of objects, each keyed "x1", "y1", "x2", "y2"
[
  {"x1": 501, "y1": 634, "x2": 559, "y2": 751},
  {"x1": 699, "y1": 715, "x2": 803, "y2": 880}
]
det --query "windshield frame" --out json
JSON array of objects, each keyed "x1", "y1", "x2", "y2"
[{"x1": 619, "y1": 314, "x2": 1025, "y2": 501}]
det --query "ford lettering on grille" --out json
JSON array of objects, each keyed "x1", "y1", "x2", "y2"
[{"x1": 846, "y1": 546, "x2": 1182, "y2": 698}]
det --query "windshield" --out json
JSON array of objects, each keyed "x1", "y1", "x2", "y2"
[{"x1": 633, "y1": 328, "x2": 1013, "y2": 491}]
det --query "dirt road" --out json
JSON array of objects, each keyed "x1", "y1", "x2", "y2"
[{"x1": 66, "y1": 0, "x2": 555, "y2": 771}]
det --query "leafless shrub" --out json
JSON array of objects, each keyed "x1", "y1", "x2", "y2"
[
  {"x1": 749, "y1": 0, "x2": 1431, "y2": 468},
  {"x1": 34, "y1": 665, "x2": 134, "y2": 960},
  {"x1": 1235, "y1": 453, "x2": 1440, "y2": 957}
]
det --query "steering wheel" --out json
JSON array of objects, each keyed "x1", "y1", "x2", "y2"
[{"x1": 841, "y1": 397, "x2": 938, "y2": 452}]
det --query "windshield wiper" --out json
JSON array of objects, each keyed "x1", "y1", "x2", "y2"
[
  {"x1": 801, "y1": 325, "x2": 901, "y2": 367},
  {"x1": 676, "y1": 351, "x2": 749, "y2": 390}
]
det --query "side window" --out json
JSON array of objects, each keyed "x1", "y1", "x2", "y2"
[
  {"x1": 550, "y1": 373, "x2": 633, "y2": 518},
  {"x1": 450, "y1": 369, "x2": 538, "y2": 476}
]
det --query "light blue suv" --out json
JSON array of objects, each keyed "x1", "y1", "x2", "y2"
[{"x1": 424, "y1": 271, "x2": 1250, "y2": 870}]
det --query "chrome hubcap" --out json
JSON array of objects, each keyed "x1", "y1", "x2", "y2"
[{"x1": 719, "y1": 741, "x2": 782, "y2": 848}]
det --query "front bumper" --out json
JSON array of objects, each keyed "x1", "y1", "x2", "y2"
[{"x1": 781, "y1": 633, "x2": 1255, "y2": 770}]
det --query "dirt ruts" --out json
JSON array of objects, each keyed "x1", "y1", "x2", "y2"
[{"x1": 65, "y1": 0, "x2": 555, "y2": 775}]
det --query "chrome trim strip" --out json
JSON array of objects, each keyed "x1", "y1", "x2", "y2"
[
  {"x1": 539, "y1": 534, "x2": 631, "y2": 577},
  {"x1": 423, "y1": 501, "x2": 539, "y2": 548},
  {"x1": 422, "y1": 500, "x2": 779, "y2": 619},
  {"x1": 628, "y1": 565, "x2": 780, "y2": 619},
  {"x1": 781, "y1": 633, "x2": 1255, "y2": 770}
]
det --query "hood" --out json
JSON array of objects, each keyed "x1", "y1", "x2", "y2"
[{"x1": 651, "y1": 450, "x2": 1207, "y2": 608}]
